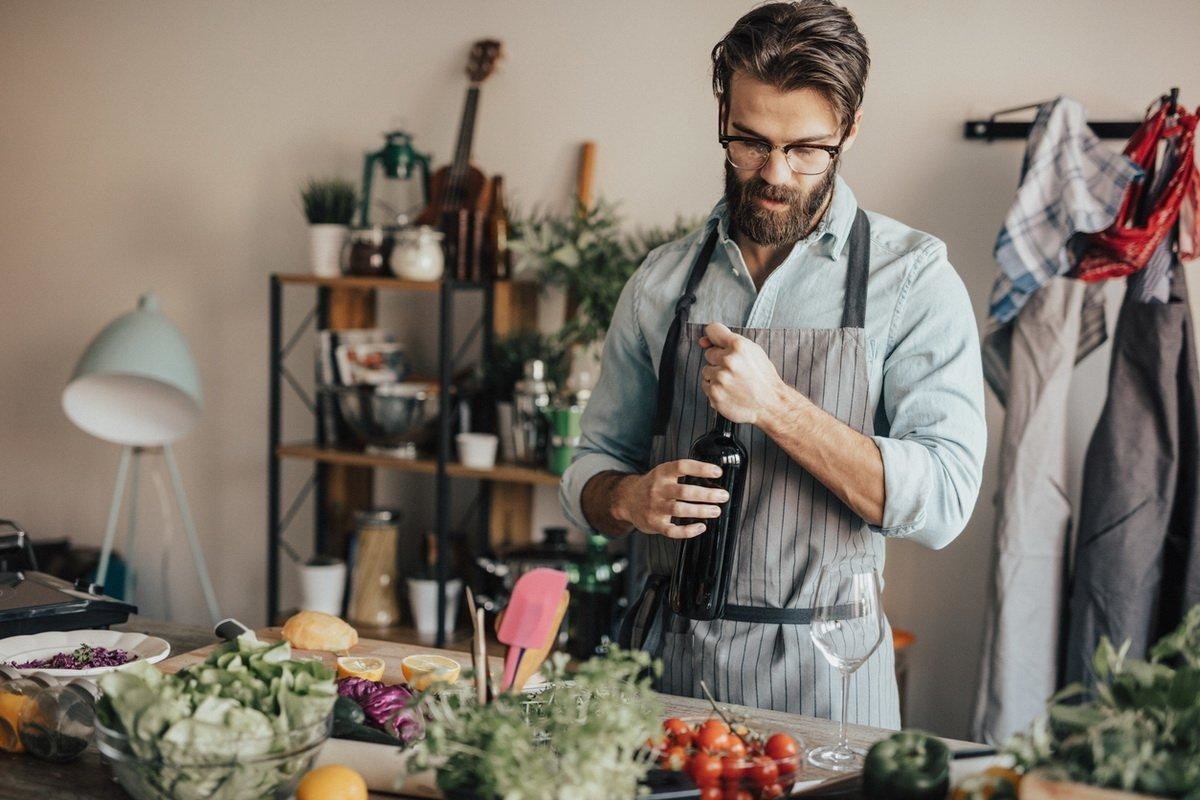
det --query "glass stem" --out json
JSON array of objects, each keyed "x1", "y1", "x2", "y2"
[{"x1": 839, "y1": 671, "x2": 850, "y2": 752}]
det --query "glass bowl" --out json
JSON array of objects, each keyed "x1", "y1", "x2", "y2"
[
  {"x1": 654, "y1": 715, "x2": 808, "y2": 799},
  {"x1": 94, "y1": 712, "x2": 331, "y2": 800}
]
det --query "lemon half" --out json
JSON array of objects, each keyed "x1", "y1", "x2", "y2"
[
  {"x1": 335, "y1": 655, "x2": 385, "y2": 682},
  {"x1": 400, "y1": 653, "x2": 461, "y2": 691}
]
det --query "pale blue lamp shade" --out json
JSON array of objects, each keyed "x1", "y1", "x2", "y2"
[{"x1": 62, "y1": 293, "x2": 203, "y2": 446}]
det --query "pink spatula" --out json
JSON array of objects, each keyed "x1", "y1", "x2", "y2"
[{"x1": 496, "y1": 568, "x2": 569, "y2": 691}]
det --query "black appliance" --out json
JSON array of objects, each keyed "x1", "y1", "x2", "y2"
[{"x1": 0, "y1": 520, "x2": 136, "y2": 638}]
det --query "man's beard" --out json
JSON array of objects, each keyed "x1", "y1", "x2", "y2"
[{"x1": 724, "y1": 162, "x2": 837, "y2": 246}]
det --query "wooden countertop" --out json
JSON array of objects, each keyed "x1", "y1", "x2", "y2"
[{"x1": 0, "y1": 616, "x2": 977, "y2": 799}]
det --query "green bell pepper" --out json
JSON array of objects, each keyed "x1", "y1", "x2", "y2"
[{"x1": 863, "y1": 730, "x2": 951, "y2": 800}]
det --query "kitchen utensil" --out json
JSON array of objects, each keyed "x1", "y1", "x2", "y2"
[
  {"x1": 512, "y1": 359, "x2": 552, "y2": 466},
  {"x1": 465, "y1": 588, "x2": 487, "y2": 705},
  {"x1": 495, "y1": 568, "x2": 568, "y2": 692},
  {"x1": 511, "y1": 589, "x2": 568, "y2": 692},
  {"x1": 325, "y1": 382, "x2": 433, "y2": 459}
]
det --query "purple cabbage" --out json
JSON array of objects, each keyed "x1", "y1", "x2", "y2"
[
  {"x1": 337, "y1": 677, "x2": 423, "y2": 743},
  {"x1": 10, "y1": 644, "x2": 134, "y2": 670}
]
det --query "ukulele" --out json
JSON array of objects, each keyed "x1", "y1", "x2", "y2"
[{"x1": 417, "y1": 39, "x2": 503, "y2": 278}]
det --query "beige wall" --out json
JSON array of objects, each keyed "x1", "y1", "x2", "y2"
[{"x1": 3, "y1": 0, "x2": 1198, "y2": 737}]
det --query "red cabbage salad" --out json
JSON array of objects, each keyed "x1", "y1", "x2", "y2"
[{"x1": 9, "y1": 644, "x2": 134, "y2": 670}]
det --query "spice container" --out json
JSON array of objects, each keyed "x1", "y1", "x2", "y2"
[
  {"x1": 18, "y1": 680, "x2": 96, "y2": 762},
  {"x1": 342, "y1": 225, "x2": 393, "y2": 276},
  {"x1": 347, "y1": 509, "x2": 403, "y2": 627}
]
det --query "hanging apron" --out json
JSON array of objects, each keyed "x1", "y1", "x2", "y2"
[
  {"x1": 1063, "y1": 263, "x2": 1200, "y2": 686},
  {"x1": 621, "y1": 209, "x2": 901, "y2": 729}
]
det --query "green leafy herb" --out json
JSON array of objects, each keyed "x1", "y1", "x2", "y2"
[
  {"x1": 300, "y1": 177, "x2": 357, "y2": 225},
  {"x1": 511, "y1": 199, "x2": 702, "y2": 350},
  {"x1": 413, "y1": 646, "x2": 663, "y2": 800},
  {"x1": 1005, "y1": 605, "x2": 1200, "y2": 799}
]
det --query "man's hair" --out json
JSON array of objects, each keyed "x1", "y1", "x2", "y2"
[{"x1": 711, "y1": 1, "x2": 870, "y2": 136}]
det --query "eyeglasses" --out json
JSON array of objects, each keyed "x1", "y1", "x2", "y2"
[{"x1": 719, "y1": 134, "x2": 842, "y2": 175}]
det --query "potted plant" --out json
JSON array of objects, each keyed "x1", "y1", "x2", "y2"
[
  {"x1": 511, "y1": 199, "x2": 702, "y2": 352},
  {"x1": 300, "y1": 177, "x2": 357, "y2": 277}
]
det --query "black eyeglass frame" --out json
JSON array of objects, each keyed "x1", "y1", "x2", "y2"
[{"x1": 718, "y1": 134, "x2": 844, "y2": 175}]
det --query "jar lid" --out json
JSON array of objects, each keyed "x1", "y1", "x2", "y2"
[{"x1": 356, "y1": 508, "x2": 402, "y2": 524}]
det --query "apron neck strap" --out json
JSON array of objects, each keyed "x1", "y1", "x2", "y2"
[
  {"x1": 652, "y1": 208, "x2": 871, "y2": 436},
  {"x1": 653, "y1": 224, "x2": 720, "y2": 435},
  {"x1": 841, "y1": 208, "x2": 871, "y2": 329}
]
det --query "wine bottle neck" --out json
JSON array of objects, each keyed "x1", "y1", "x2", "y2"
[{"x1": 716, "y1": 415, "x2": 734, "y2": 436}]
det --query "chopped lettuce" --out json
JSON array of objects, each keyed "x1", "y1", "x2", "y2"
[{"x1": 97, "y1": 632, "x2": 336, "y2": 800}]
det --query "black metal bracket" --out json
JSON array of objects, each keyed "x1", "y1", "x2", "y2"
[{"x1": 964, "y1": 89, "x2": 1180, "y2": 142}]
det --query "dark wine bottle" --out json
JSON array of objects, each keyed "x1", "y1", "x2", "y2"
[{"x1": 669, "y1": 415, "x2": 747, "y2": 620}]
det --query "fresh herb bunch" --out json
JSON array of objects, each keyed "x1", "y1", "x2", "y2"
[
  {"x1": 414, "y1": 647, "x2": 663, "y2": 800},
  {"x1": 300, "y1": 177, "x2": 357, "y2": 225},
  {"x1": 1005, "y1": 605, "x2": 1200, "y2": 798},
  {"x1": 512, "y1": 199, "x2": 702, "y2": 349}
]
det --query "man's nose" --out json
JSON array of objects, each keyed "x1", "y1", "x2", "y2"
[{"x1": 758, "y1": 148, "x2": 793, "y2": 185}]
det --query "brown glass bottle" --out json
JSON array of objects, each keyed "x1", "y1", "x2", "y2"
[
  {"x1": 669, "y1": 415, "x2": 747, "y2": 620},
  {"x1": 485, "y1": 174, "x2": 511, "y2": 279}
]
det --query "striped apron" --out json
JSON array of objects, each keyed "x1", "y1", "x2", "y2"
[{"x1": 624, "y1": 208, "x2": 901, "y2": 728}]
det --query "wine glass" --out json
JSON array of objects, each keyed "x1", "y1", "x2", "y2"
[{"x1": 807, "y1": 562, "x2": 884, "y2": 771}]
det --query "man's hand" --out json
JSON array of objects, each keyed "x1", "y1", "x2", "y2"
[
  {"x1": 699, "y1": 322, "x2": 788, "y2": 425},
  {"x1": 611, "y1": 459, "x2": 730, "y2": 539}
]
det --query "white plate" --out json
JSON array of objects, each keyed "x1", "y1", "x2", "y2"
[{"x1": 0, "y1": 629, "x2": 170, "y2": 678}]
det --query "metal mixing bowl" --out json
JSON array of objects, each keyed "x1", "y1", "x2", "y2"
[{"x1": 325, "y1": 382, "x2": 434, "y2": 458}]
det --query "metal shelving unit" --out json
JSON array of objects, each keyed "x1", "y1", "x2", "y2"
[{"x1": 267, "y1": 273, "x2": 555, "y2": 646}]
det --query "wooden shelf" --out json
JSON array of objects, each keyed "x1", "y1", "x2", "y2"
[
  {"x1": 274, "y1": 273, "x2": 505, "y2": 291},
  {"x1": 277, "y1": 442, "x2": 562, "y2": 487}
]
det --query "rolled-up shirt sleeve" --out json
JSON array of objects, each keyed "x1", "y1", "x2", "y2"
[
  {"x1": 869, "y1": 242, "x2": 986, "y2": 549},
  {"x1": 560, "y1": 260, "x2": 659, "y2": 533}
]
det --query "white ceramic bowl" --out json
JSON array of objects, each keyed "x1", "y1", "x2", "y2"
[
  {"x1": 0, "y1": 629, "x2": 170, "y2": 678},
  {"x1": 456, "y1": 432, "x2": 499, "y2": 469}
]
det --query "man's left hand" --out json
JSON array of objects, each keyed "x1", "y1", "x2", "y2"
[{"x1": 699, "y1": 322, "x2": 788, "y2": 426}]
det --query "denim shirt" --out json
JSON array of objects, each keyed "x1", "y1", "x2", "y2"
[{"x1": 559, "y1": 176, "x2": 986, "y2": 550}]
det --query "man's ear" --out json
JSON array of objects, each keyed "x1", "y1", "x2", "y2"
[{"x1": 841, "y1": 107, "x2": 864, "y2": 153}]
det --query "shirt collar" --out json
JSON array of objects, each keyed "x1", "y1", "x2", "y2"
[{"x1": 706, "y1": 175, "x2": 859, "y2": 261}]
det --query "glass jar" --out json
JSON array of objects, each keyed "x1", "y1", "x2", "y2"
[
  {"x1": 390, "y1": 225, "x2": 445, "y2": 281},
  {"x1": 341, "y1": 225, "x2": 393, "y2": 276},
  {"x1": 347, "y1": 509, "x2": 403, "y2": 627}
]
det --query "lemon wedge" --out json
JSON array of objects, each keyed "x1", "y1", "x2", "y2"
[
  {"x1": 335, "y1": 655, "x2": 385, "y2": 682},
  {"x1": 400, "y1": 653, "x2": 461, "y2": 691}
]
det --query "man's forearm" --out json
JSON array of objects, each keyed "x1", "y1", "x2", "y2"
[
  {"x1": 759, "y1": 383, "x2": 886, "y2": 526},
  {"x1": 580, "y1": 470, "x2": 638, "y2": 537}
]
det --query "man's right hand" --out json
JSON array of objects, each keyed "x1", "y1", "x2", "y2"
[{"x1": 611, "y1": 459, "x2": 729, "y2": 538}]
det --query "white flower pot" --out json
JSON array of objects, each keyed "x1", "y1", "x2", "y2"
[
  {"x1": 309, "y1": 224, "x2": 349, "y2": 277},
  {"x1": 298, "y1": 557, "x2": 347, "y2": 616},
  {"x1": 407, "y1": 577, "x2": 462, "y2": 637}
]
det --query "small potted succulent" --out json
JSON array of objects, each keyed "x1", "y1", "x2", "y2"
[{"x1": 300, "y1": 177, "x2": 357, "y2": 277}]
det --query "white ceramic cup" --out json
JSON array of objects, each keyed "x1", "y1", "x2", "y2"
[
  {"x1": 297, "y1": 558, "x2": 347, "y2": 616},
  {"x1": 456, "y1": 432, "x2": 499, "y2": 469},
  {"x1": 407, "y1": 577, "x2": 462, "y2": 637}
]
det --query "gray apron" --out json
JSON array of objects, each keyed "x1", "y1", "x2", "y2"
[
  {"x1": 973, "y1": 277, "x2": 1093, "y2": 744},
  {"x1": 623, "y1": 209, "x2": 901, "y2": 729},
  {"x1": 1063, "y1": 264, "x2": 1200, "y2": 686}
]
